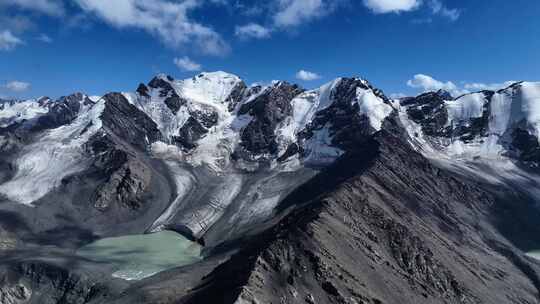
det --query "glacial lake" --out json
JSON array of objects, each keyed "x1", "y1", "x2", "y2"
[{"x1": 77, "y1": 231, "x2": 202, "y2": 281}]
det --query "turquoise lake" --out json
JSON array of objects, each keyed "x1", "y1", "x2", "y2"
[{"x1": 77, "y1": 231, "x2": 202, "y2": 281}]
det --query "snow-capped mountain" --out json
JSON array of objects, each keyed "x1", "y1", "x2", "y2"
[
  {"x1": 399, "y1": 82, "x2": 540, "y2": 165},
  {"x1": 123, "y1": 72, "x2": 395, "y2": 239},
  {"x1": 2, "y1": 72, "x2": 540, "y2": 304},
  {"x1": 122, "y1": 72, "x2": 394, "y2": 171},
  {"x1": 1, "y1": 72, "x2": 539, "y2": 231},
  {"x1": 0, "y1": 72, "x2": 396, "y2": 244}
]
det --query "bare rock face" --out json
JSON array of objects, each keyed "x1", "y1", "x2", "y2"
[
  {"x1": 173, "y1": 117, "x2": 208, "y2": 150},
  {"x1": 148, "y1": 75, "x2": 175, "y2": 94},
  {"x1": 239, "y1": 82, "x2": 304, "y2": 155},
  {"x1": 84, "y1": 93, "x2": 162, "y2": 211},
  {"x1": 225, "y1": 81, "x2": 248, "y2": 112},
  {"x1": 92, "y1": 159, "x2": 151, "y2": 211},
  {"x1": 301, "y1": 78, "x2": 392, "y2": 153},
  {"x1": 402, "y1": 90, "x2": 451, "y2": 137},
  {"x1": 100, "y1": 93, "x2": 162, "y2": 151},
  {"x1": 512, "y1": 128, "x2": 540, "y2": 166},
  {"x1": 34, "y1": 93, "x2": 88, "y2": 131},
  {"x1": 136, "y1": 83, "x2": 150, "y2": 98}
]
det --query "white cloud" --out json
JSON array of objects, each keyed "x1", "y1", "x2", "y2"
[
  {"x1": 274, "y1": 0, "x2": 326, "y2": 27},
  {"x1": 428, "y1": 0, "x2": 460, "y2": 21},
  {"x1": 5, "y1": 81, "x2": 31, "y2": 92},
  {"x1": 174, "y1": 56, "x2": 202, "y2": 72},
  {"x1": 407, "y1": 74, "x2": 467, "y2": 96},
  {"x1": 0, "y1": 30, "x2": 23, "y2": 51},
  {"x1": 296, "y1": 70, "x2": 321, "y2": 81},
  {"x1": 464, "y1": 81, "x2": 517, "y2": 91},
  {"x1": 74, "y1": 0, "x2": 229, "y2": 56},
  {"x1": 37, "y1": 33, "x2": 53, "y2": 43},
  {"x1": 234, "y1": 0, "x2": 344, "y2": 39},
  {"x1": 363, "y1": 0, "x2": 460, "y2": 21},
  {"x1": 362, "y1": 0, "x2": 421, "y2": 14},
  {"x1": 235, "y1": 23, "x2": 272, "y2": 39},
  {"x1": 0, "y1": 0, "x2": 65, "y2": 17}
]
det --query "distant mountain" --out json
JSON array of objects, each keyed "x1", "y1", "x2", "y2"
[{"x1": 1, "y1": 72, "x2": 540, "y2": 304}]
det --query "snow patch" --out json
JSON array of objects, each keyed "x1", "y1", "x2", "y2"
[
  {"x1": 303, "y1": 124, "x2": 344, "y2": 166},
  {"x1": 445, "y1": 93, "x2": 487, "y2": 124},
  {"x1": 355, "y1": 87, "x2": 393, "y2": 131},
  {"x1": 174, "y1": 71, "x2": 242, "y2": 109},
  {"x1": 0, "y1": 99, "x2": 105, "y2": 205},
  {"x1": 0, "y1": 99, "x2": 49, "y2": 128},
  {"x1": 521, "y1": 82, "x2": 540, "y2": 138}
]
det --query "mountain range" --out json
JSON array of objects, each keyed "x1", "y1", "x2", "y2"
[{"x1": 1, "y1": 72, "x2": 540, "y2": 304}]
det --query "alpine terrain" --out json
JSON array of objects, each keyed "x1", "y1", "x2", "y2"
[{"x1": 1, "y1": 71, "x2": 540, "y2": 304}]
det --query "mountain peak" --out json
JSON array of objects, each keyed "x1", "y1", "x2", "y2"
[
  {"x1": 435, "y1": 89, "x2": 454, "y2": 100},
  {"x1": 195, "y1": 71, "x2": 241, "y2": 81}
]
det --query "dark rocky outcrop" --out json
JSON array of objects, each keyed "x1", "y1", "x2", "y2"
[
  {"x1": 239, "y1": 82, "x2": 304, "y2": 155},
  {"x1": 148, "y1": 76, "x2": 175, "y2": 97},
  {"x1": 163, "y1": 95, "x2": 185, "y2": 115},
  {"x1": 87, "y1": 134, "x2": 150, "y2": 211},
  {"x1": 34, "y1": 93, "x2": 87, "y2": 131},
  {"x1": 100, "y1": 93, "x2": 161, "y2": 151},
  {"x1": 512, "y1": 128, "x2": 540, "y2": 165},
  {"x1": 225, "y1": 82, "x2": 248, "y2": 112},
  {"x1": 173, "y1": 117, "x2": 208, "y2": 150},
  {"x1": 300, "y1": 78, "x2": 392, "y2": 152},
  {"x1": 84, "y1": 93, "x2": 163, "y2": 211},
  {"x1": 136, "y1": 83, "x2": 150, "y2": 98},
  {"x1": 402, "y1": 91, "x2": 451, "y2": 137}
]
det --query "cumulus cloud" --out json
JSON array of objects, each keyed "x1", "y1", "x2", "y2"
[
  {"x1": 273, "y1": 0, "x2": 327, "y2": 27},
  {"x1": 5, "y1": 80, "x2": 31, "y2": 92},
  {"x1": 0, "y1": 30, "x2": 23, "y2": 51},
  {"x1": 0, "y1": 0, "x2": 65, "y2": 17},
  {"x1": 174, "y1": 56, "x2": 202, "y2": 72},
  {"x1": 235, "y1": 23, "x2": 272, "y2": 39},
  {"x1": 362, "y1": 0, "x2": 421, "y2": 14},
  {"x1": 74, "y1": 0, "x2": 229, "y2": 56},
  {"x1": 296, "y1": 70, "x2": 321, "y2": 81},
  {"x1": 407, "y1": 74, "x2": 467, "y2": 96}
]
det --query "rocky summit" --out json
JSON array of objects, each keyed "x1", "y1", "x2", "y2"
[{"x1": 1, "y1": 72, "x2": 540, "y2": 304}]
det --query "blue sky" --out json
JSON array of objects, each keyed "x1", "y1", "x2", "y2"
[{"x1": 0, "y1": 0, "x2": 539, "y2": 99}]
